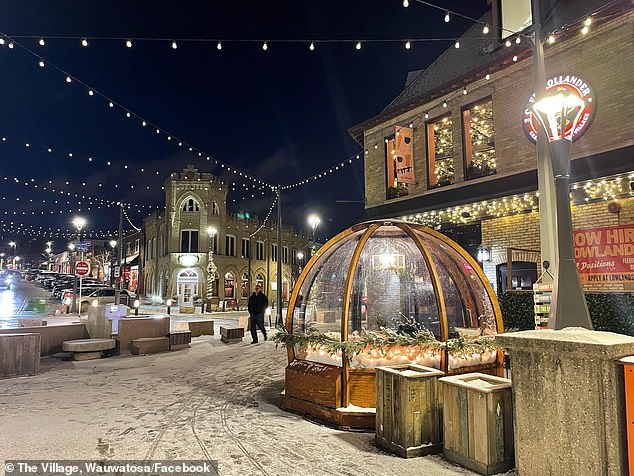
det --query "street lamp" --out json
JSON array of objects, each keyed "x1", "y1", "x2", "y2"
[
  {"x1": 0, "y1": 252, "x2": 4, "y2": 269},
  {"x1": 307, "y1": 214, "x2": 321, "y2": 255},
  {"x1": 531, "y1": 89, "x2": 592, "y2": 330},
  {"x1": 296, "y1": 250, "x2": 304, "y2": 276},
  {"x1": 8, "y1": 241, "x2": 16, "y2": 269},
  {"x1": 109, "y1": 240, "x2": 117, "y2": 286},
  {"x1": 71, "y1": 216, "x2": 86, "y2": 314},
  {"x1": 45, "y1": 244, "x2": 52, "y2": 271},
  {"x1": 206, "y1": 226, "x2": 218, "y2": 312}
]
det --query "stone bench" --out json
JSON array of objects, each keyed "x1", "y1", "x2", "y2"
[
  {"x1": 63, "y1": 338, "x2": 116, "y2": 361},
  {"x1": 131, "y1": 337, "x2": 169, "y2": 355},
  {"x1": 220, "y1": 326, "x2": 244, "y2": 344},
  {"x1": 0, "y1": 333, "x2": 40, "y2": 378},
  {"x1": 188, "y1": 320, "x2": 214, "y2": 337},
  {"x1": 169, "y1": 330, "x2": 192, "y2": 351}
]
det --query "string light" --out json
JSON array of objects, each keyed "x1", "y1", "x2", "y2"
[
  {"x1": 172, "y1": 40, "x2": 178, "y2": 49},
  {"x1": 482, "y1": 24, "x2": 489, "y2": 34},
  {"x1": 125, "y1": 39, "x2": 132, "y2": 48},
  {"x1": 81, "y1": 38, "x2": 88, "y2": 47},
  {"x1": 262, "y1": 41, "x2": 268, "y2": 51},
  {"x1": 444, "y1": 10, "x2": 450, "y2": 22},
  {"x1": 309, "y1": 42, "x2": 315, "y2": 51},
  {"x1": 442, "y1": 100, "x2": 447, "y2": 108},
  {"x1": 38, "y1": 60, "x2": 44, "y2": 67},
  {"x1": 505, "y1": 39, "x2": 511, "y2": 47},
  {"x1": 38, "y1": 38, "x2": 45, "y2": 46},
  {"x1": 403, "y1": 0, "x2": 409, "y2": 7},
  {"x1": 405, "y1": 40, "x2": 411, "y2": 50},
  {"x1": 356, "y1": 41, "x2": 361, "y2": 50},
  {"x1": 547, "y1": 35, "x2": 556, "y2": 44},
  {"x1": 217, "y1": 41, "x2": 222, "y2": 50},
  {"x1": 454, "y1": 41, "x2": 460, "y2": 49},
  {"x1": 463, "y1": 87, "x2": 467, "y2": 95},
  {"x1": 485, "y1": 73, "x2": 490, "y2": 80},
  {"x1": 584, "y1": 17, "x2": 592, "y2": 26},
  {"x1": 581, "y1": 26, "x2": 589, "y2": 35}
]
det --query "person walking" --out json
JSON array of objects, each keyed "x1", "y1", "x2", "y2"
[{"x1": 247, "y1": 283, "x2": 268, "y2": 344}]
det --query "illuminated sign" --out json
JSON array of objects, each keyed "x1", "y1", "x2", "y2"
[
  {"x1": 178, "y1": 254, "x2": 199, "y2": 267},
  {"x1": 523, "y1": 74, "x2": 596, "y2": 143},
  {"x1": 574, "y1": 224, "x2": 634, "y2": 284}
]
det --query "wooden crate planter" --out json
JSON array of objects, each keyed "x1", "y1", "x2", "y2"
[
  {"x1": 188, "y1": 320, "x2": 214, "y2": 337},
  {"x1": 220, "y1": 326, "x2": 243, "y2": 344},
  {"x1": 439, "y1": 372, "x2": 514, "y2": 475},
  {"x1": 375, "y1": 364, "x2": 444, "y2": 458},
  {"x1": 169, "y1": 330, "x2": 192, "y2": 350},
  {"x1": 0, "y1": 333, "x2": 40, "y2": 378}
]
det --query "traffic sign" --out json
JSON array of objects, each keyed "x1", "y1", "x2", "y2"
[
  {"x1": 75, "y1": 261, "x2": 90, "y2": 276},
  {"x1": 114, "y1": 267, "x2": 120, "y2": 278}
]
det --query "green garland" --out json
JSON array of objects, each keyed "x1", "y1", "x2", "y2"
[{"x1": 273, "y1": 327, "x2": 499, "y2": 360}]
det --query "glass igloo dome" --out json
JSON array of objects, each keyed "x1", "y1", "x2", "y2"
[{"x1": 281, "y1": 220, "x2": 503, "y2": 428}]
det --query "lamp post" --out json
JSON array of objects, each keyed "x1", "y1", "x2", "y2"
[
  {"x1": 206, "y1": 226, "x2": 218, "y2": 313},
  {"x1": 296, "y1": 251, "x2": 304, "y2": 287},
  {"x1": 8, "y1": 242, "x2": 16, "y2": 269},
  {"x1": 307, "y1": 214, "x2": 320, "y2": 255},
  {"x1": 71, "y1": 216, "x2": 86, "y2": 314},
  {"x1": 109, "y1": 240, "x2": 117, "y2": 286},
  {"x1": 531, "y1": 90, "x2": 592, "y2": 330},
  {"x1": 0, "y1": 253, "x2": 4, "y2": 269},
  {"x1": 45, "y1": 244, "x2": 52, "y2": 271}
]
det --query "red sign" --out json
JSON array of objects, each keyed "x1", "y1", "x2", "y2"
[
  {"x1": 574, "y1": 224, "x2": 634, "y2": 284},
  {"x1": 75, "y1": 261, "x2": 90, "y2": 276},
  {"x1": 523, "y1": 74, "x2": 596, "y2": 143},
  {"x1": 394, "y1": 126, "x2": 415, "y2": 183}
]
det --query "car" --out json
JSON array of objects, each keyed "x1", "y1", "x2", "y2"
[
  {"x1": 78, "y1": 287, "x2": 134, "y2": 312},
  {"x1": 0, "y1": 270, "x2": 12, "y2": 290}
]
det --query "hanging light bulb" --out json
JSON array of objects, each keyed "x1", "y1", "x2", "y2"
[
  {"x1": 581, "y1": 26, "x2": 589, "y2": 35},
  {"x1": 424, "y1": 112, "x2": 429, "y2": 119},
  {"x1": 405, "y1": 40, "x2": 411, "y2": 49},
  {"x1": 444, "y1": 10, "x2": 450, "y2": 22},
  {"x1": 125, "y1": 39, "x2": 132, "y2": 48},
  {"x1": 505, "y1": 39, "x2": 511, "y2": 47},
  {"x1": 8, "y1": 42, "x2": 14, "y2": 49},
  {"x1": 126, "y1": 112, "x2": 131, "y2": 118},
  {"x1": 512, "y1": 55, "x2": 518, "y2": 62},
  {"x1": 584, "y1": 17, "x2": 592, "y2": 27},
  {"x1": 309, "y1": 41, "x2": 315, "y2": 51},
  {"x1": 172, "y1": 40, "x2": 178, "y2": 49},
  {"x1": 547, "y1": 34, "x2": 556, "y2": 44},
  {"x1": 356, "y1": 41, "x2": 362, "y2": 50},
  {"x1": 39, "y1": 38, "x2": 45, "y2": 46},
  {"x1": 0, "y1": 39, "x2": 4, "y2": 45},
  {"x1": 443, "y1": 100, "x2": 447, "y2": 108},
  {"x1": 109, "y1": 102, "x2": 114, "y2": 108},
  {"x1": 38, "y1": 60, "x2": 45, "y2": 67},
  {"x1": 403, "y1": 0, "x2": 409, "y2": 7},
  {"x1": 515, "y1": 36, "x2": 521, "y2": 44},
  {"x1": 217, "y1": 41, "x2": 222, "y2": 50},
  {"x1": 485, "y1": 73, "x2": 490, "y2": 80},
  {"x1": 463, "y1": 87, "x2": 467, "y2": 95},
  {"x1": 262, "y1": 41, "x2": 268, "y2": 51},
  {"x1": 454, "y1": 41, "x2": 460, "y2": 48},
  {"x1": 483, "y1": 24, "x2": 489, "y2": 34},
  {"x1": 65, "y1": 76, "x2": 72, "y2": 83},
  {"x1": 81, "y1": 38, "x2": 88, "y2": 47},
  {"x1": 142, "y1": 121, "x2": 147, "y2": 126},
  {"x1": 88, "y1": 89, "x2": 94, "y2": 96}
]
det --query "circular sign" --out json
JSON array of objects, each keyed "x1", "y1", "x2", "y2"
[
  {"x1": 75, "y1": 261, "x2": 90, "y2": 276},
  {"x1": 522, "y1": 74, "x2": 596, "y2": 143}
]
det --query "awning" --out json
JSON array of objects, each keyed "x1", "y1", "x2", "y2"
[{"x1": 124, "y1": 254, "x2": 139, "y2": 266}]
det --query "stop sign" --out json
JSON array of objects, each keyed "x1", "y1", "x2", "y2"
[{"x1": 75, "y1": 261, "x2": 90, "y2": 276}]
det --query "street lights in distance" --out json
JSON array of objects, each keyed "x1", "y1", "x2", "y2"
[{"x1": 307, "y1": 214, "x2": 321, "y2": 255}]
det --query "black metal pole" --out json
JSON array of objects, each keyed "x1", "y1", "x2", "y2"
[
  {"x1": 115, "y1": 202, "x2": 124, "y2": 305},
  {"x1": 276, "y1": 185, "x2": 282, "y2": 328}
]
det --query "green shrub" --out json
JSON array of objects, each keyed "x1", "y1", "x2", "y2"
[{"x1": 498, "y1": 291, "x2": 634, "y2": 336}]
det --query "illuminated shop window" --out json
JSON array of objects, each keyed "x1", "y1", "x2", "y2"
[
  {"x1": 426, "y1": 115, "x2": 455, "y2": 188},
  {"x1": 385, "y1": 136, "x2": 409, "y2": 199},
  {"x1": 463, "y1": 98, "x2": 496, "y2": 180}
]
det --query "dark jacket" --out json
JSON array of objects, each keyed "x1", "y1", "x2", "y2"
[{"x1": 248, "y1": 292, "x2": 269, "y2": 315}]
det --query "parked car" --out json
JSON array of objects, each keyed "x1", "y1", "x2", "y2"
[{"x1": 78, "y1": 287, "x2": 134, "y2": 312}]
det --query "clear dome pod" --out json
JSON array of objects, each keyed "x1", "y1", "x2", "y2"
[{"x1": 280, "y1": 220, "x2": 504, "y2": 429}]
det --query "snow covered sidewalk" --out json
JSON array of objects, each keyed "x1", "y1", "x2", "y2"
[{"x1": 0, "y1": 334, "x2": 501, "y2": 475}]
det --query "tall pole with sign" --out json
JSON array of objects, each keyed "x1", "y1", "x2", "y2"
[
  {"x1": 276, "y1": 185, "x2": 283, "y2": 328},
  {"x1": 115, "y1": 202, "x2": 124, "y2": 305}
]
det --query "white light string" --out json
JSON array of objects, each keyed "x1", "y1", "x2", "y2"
[
  {"x1": 122, "y1": 205, "x2": 141, "y2": 232},
  {"x1": 0, "y1": 219, "x2": 120, "y2": 239},
  {"x1": 280, "y1": 152, "x2": 363, "y2": 190},
  {"x1": 249, "y1": 194, "x2": 277, "y2": 237},
  {"x1": 0, "y1": 31, "x2": 274, "y2": 189}
]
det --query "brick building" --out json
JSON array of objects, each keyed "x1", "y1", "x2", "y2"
[
  {"x1": 138, "y1": 165, "x2": 309, "y2": 311},
  {"x1": 349, "y1": 0, "x2": 634, "y2": 294}
]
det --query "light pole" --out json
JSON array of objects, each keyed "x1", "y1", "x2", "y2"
[
  {"x1": 206, "y1": 226, "x2": 218, "y2": 313},
  {"x1": 296, "y1": 251, "x2": 304, "y2": 286},
  {"x1": 45, "y1": 243, "x2": 52, "y2": 271},
  {"x1": 0, "y1": 253, "x2": 4, "y2": 269},
  {"x1": 71, "y1": 216, "x2": 86, "y2": 314},
  {"x1": 531, "y1": 89, "x2": 593, "y2": 330},
  {"x1": 9, "y1": 242, "x2": 16, "y2": 269},
  {"x1": 109, "y1": 240, "x2": 117, "y2": 286},
  {"x1": 307, "y1": 214, "x2": 320, "y2": 255}
]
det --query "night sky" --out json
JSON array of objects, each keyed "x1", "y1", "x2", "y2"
[{"x1": 0, "y1": 0, "x2": 487, "y2": 256}]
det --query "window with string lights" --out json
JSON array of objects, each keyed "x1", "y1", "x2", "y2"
[
  {"x1": 385, "y1": 135, "x2": 409, "y2": 200},
  {"x1": 426, "y1": 114, "x2": 455, "y2": 189},
  {"x1": 462, "y1": 98, "x2": 496, "y2": 181}
]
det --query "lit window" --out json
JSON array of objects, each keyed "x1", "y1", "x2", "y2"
[
  {"x1": 385, "y1": 136, "x2": 409, "y2": 199},
  {"x1": 463, "y1": 98, "x2": 496, "y2": 180},
  {"x1": 426, "y1": 114, "x2": 455, "y2": 188}
]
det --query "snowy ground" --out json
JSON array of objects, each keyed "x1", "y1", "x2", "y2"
[{"x1": 0, "y1": 332, "x2": 511, "y2": 476}]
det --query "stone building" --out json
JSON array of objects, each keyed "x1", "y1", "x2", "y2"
[
  {"x1": 349, "y1": 0, "x2": 634, "y2": 295},
  {"x1": 139, "y1": 165, "x2": 309, "y2": 311}
]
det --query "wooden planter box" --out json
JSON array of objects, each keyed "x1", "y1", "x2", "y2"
[
  {"x1": 220, "y1": 326, "x2": 244, "y2": 344},
  {"x1": 439, "y1": 372, "x2": 514, "y2": 475},
  {"x1": 0, "y1": 333, "x2": 40, "y2": 378},
  {"x1": 375, "y1": 364, "x2": 445, "y2": 458}
]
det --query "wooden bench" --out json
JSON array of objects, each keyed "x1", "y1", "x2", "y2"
[
  {"x1": 188, "y1": 320, "x2": 214, "y2": 337},
  {"x1": 63, "y1": 338, "x2": 116, "y2": 361},
  {"x1": 131, "y1": 337, "x2": 169, "y2": 355},
  {"x1": 0, "y1": 333, "x2": 40, "y2": 378},
  {"x1": 220, "y1": 326, "x2": 244, "y2": 344},
  {"x1": 169, "y1": 330, "x2": 192, "y2": 350}
]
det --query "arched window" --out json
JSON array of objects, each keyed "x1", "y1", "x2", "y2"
[
  {"x1": 212, "y1": 201, "x2": 220, "y2": 215},
  {"x1": 182, "y1": 198, "x2": 200, "y2": 212},
  {"x1": 241, "y1": 272, "x2": 250, "y2": 298},
  {"x1": 224, "y1": 272, "x2": 235, "y2": 298},
  {"x1": 256, "y1": 273, "x2": 265, "y2": 290}
]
